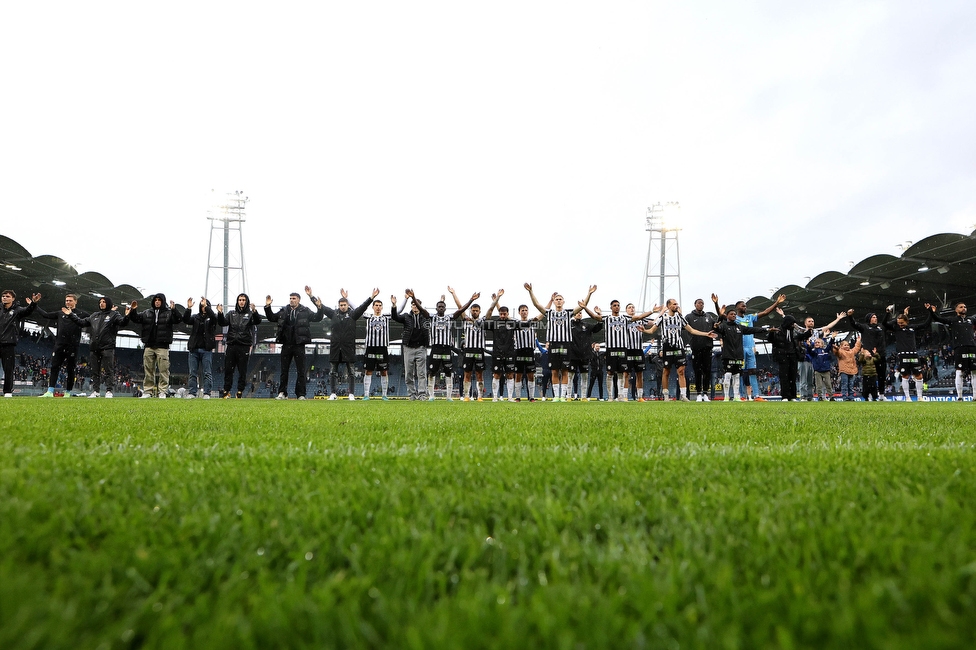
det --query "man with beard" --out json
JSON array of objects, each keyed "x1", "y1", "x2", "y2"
[
  {"x1": 36, "y1": 293, "x2": 88, "y2": 397},
  {"x1": 642, "y1": 299, "x2": 717, "y2": 402},
  {"x1": 525, "y1": 283, "x2": 597, "y2": 402},
  {"x1": 390, "y1": 289, "x2": 431, "y2": 401},
  {"x1": 928, "y1": 301, "x2": 976, "y2": 400},
  {"x1": 265, "y1": 287, "x2": 326, "y2": 400},
  {"x1": 128, "y1": 293, "x2": 183, "y2": 399},
  {"x1": 318, "y1": 289, "x2": 377, "y2": 400},
  {"x1": 65, "y1": 296, "x2": 130, "y2": 399}
]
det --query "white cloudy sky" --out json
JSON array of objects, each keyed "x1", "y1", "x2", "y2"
[{"x1": 2, "y1": 1, "x2": 975, "y2": 312}]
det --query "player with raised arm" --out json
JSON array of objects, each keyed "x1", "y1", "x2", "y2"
[
  {"x1": 927, "y1": 301, "x2": 976, "y2": 400},
  {"x1": 317, "y1": 288, "x2": 378, "y2": 400},
  {"x1": 883, "y1": 304, "x2": 932, "y2": 402},
  {"x1": 449, "y1": 286, "x2": 493, "y2": 401},
  {"x1": 426, "y1": 289, "x2": 476, "y2": 400},
  {"x1": 525, "y1": 283, "x2": 597, "y2": 402}
]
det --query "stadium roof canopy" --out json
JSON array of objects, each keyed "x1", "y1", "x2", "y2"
[{"x1": 740, "y1": 231, "x2": 976, "y2": 327}]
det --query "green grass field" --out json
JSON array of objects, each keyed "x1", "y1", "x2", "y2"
[{"x1": 1, "y1": 400, "x2": 975, "y2": 649}]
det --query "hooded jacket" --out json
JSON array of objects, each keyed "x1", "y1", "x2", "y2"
[
  {"x1": 0, "y1": 297, "x2": 37, "y2": 346},
  {"x1": 806, "y1": 340, "x2": 834, "y2": 373},
  {"x1": 68, "y1": 297, "x2": 130, "y2": 351},
  {"x1": 217, "y1": 294, "x2": 262, "y2": 347},
  {"x1": 850, "y1": 313, "x2": 886, "y2": 355},
  {"x1": 128, "y1": 293, "x2": 181, "y2": 348},
  {"x1": 767, "y1": 316, "x2": 813, "y2": 362},
  {"x1": 183, "y1": 302, "x2": 218, "y2": 351}
]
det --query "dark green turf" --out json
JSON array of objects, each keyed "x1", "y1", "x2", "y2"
[{"x1": 1, "y1": 400, "x2": 974, "y2": 649}]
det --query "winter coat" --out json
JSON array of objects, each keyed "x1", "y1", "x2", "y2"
[
  {"x1": 264, "y1": 302, "x2": 325, "y2": 346},
  {"x1": 183, "y1": 303, "x2": 218, "y2": 351},
  {"x1": 127, "y1": 293, "x2": 181, "y2": 348},
  {"x1": 0, "y1": 299, "x2": 37, "y2": 346},
  {"x1": 68, "y1": 297, "x2": 129, "y2": 351},
  {"x1": 217, "y1": 295, "x2": 262, "y2": 347}
]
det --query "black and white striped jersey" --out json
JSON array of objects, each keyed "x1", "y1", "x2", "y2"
[
  {"x1": 657, "y1": 312, "x2": 688, "y2": 348},
  {"x1": 603, "y1": 315, "x2": 630, "y2": 349},
  {"x1": 429, "y1": 314, "x2": 455, "y2": 346},
  {"x1": 364, "y1": 314, "x2": 391, "y2": 347},
  {"x1": 463, "y1": 317, "x2": 486, "y2": 349},
  {"x1": 627, "y1": 318, "x2": 651, "y2": 350},
  {"x1": 547, "y1": 308, "x2": 573, "y2": 343},
  {"x1": 514, "y1": 320, "x2": 538, "y2": 349}
]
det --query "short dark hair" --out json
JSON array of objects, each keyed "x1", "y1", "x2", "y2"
[
  {"x1": 1, "y1": 289, "x2": 15, "y2": 299},
  {"x1": 499, "y1": 306, "x2": 509, "y2": 313},
  {"x1": 518, "y1": 304, "x2": 528, "y2": 311},
  {"x1": 65, "y1": 293, "x2": 79, "y2": 301},
  {"x1": 471, "y1": 304, "x2": 481, "y2": 310},
  {"x1": 290, "y1": 292, "x2": 301, "y2": 299}
]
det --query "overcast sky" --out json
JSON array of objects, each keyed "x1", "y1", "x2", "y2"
[{"x1": 2, "y1": 1, "x2": 975, "y2": 313}]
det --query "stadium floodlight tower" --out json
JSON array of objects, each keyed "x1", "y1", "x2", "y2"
[
  {"x1": 205, "y1": 190, "x2": 249, "y2": 308},
  {"x1": 639, "y1": 202, "x2": 682, "y2": 312}
]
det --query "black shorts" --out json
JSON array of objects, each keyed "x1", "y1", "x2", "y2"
[
  {"x1": 626, "y1": 349, "x2": 645, "y2": 372},
  {"x1": 515, "y1": 349, "x2": 536, "y2": 375},
  {"x1": 955, "y1": 346, "x2": 976, "y2": 372},
  {"x1": 493, "y1": 354, "x2": 517, "y2": 375},
  {"x1": 364, "y1": 346, "x2": 389, "y2": 372},
  {"x1": 661, "y1": 345, "x2": 686, "y2": 369},
  {"x1": 605, "y1": 348, "x2": 628, "y2": 373},
  {"x1": 721, "y1": 358, "x2": 744, "y2": 375},
  {"x1": 428, "y1": 345, "x2": 453, "y2": 376},
  {"x1": 548, "y1": 342, "x2": 571, "y2": 370},
  {"x1": 568, "y1": 357, "x2": 587, "y2": 372},
  {"x1": 462, "y1": 349, "x2": 486, "y2": 372},
  {"x1": 897, "y1": 352, "x2": 922, "y2": 377}
]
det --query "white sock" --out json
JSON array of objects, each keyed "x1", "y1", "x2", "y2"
[
  {"x1": 364, "y1": 374, "x2": 372, "y2": 395},
  {"x1": 446, "y1": 377, "x2": 454, "y2": 397},
  {"x1": 477, "y1": 381, "x2": 485, "y2": 398},
  {"x1": 506, "y1": 378, "x2": 514, "y2": 398},
  {"x1": 956, "y1": 370, "x2": 965, "y2": 399},
  {"x1": 562, "y1": 381, "x2": 570, "y2": 398},
  {"x1": 515, "y1": 381, "x2": 522, "y2": 399},
  {"x1": 380, "y1": 375, "x2": 388, "y2": 395},
  {"x1": 554, "y1": 383, "x2": 562, "y2": 399},
  {"x1": 723, "y1": 372, "x2": 731, "y2": 401},
  {"x1": 902, "y1": 378, "x2": 911, "y2": 400},
  {"x1": 529, "y1": 380, "x2": 536, "y2": 399},
  {"x1": 428, "y1": 378, "x2": 435, "y2": 395},
  {"x1": 492, "y1": 377, "x2": 500, "y2": 397},
  {"x1": 733, "y1": 376, "x2": 741, "y2": 400},
  {"x1": 617, "y1": 377, "x2": 626, "y2": 399},
  {"x1": 915, "y1": 378, "x2": 923, "y2": 401},
  {"x1": 463, "y1": 380, "x2": 471, "y2": 398}
]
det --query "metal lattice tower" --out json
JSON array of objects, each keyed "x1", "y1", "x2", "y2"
[
  {"x1": 205, "y1": 190, "x2": 249, "y2": 308},
  {"x1": 639, "y1": 202, "x2": 682, "y2": 311}
]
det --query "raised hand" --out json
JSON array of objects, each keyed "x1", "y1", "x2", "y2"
[
  {"x1": 265, "y1": 295, "x2": 273, "y2": 306},
  {"x1": 61, "y1": 307, "x2": 71, "y2": 314},
  {"x1": 588, "y1": 284, "x2": 597, "y2": 294},
  {"x1": 391, "y1": 295, "x2": 397, "y2": 306},
  {"x1": 305, "y1": 285, "x2": 313, "y2": 296},
  {"x1": 169, "y1": 300, "x2": 176, "y2": 309},
  {"x1": 710, "y1": 293, "x2": 718, "y2": 304},
  {"x1": 187, "y1": 298, "x2": 194, "y2": 309},
  {"x1": 776, "y1": 294, "x2": 787, "y2": 304},
  {"x1": 340, "y1": 288, "x2": 349, "y2": 299},
  {"x1": 405, "y1": 288, "x2": 415, "y2": 298},
  {"x1": 217, "y1": 304, "x2": 224, "y2": 314},
  {"x1": 524, "y1": 282, "x2": 532, "y2": 291},
  {"x1": 371, "y1": 288, "x2": 380, "y2": 298},
  {"x1": 200, "y1": 297, "x2": 208, "y2": 308},
  {"x1": 497, "y1": 288, "x2": 505, "y2": 298},
  {"x1": 130, "y1": 300, "x2": 138, "y2": 310}
]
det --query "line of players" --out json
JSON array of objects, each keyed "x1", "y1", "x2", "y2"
[{"x1": 6, "y1": 284, "x2": 974, "y2": 402}]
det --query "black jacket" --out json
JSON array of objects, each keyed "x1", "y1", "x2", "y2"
[
  {"x1": 35, "y1": 305, "x2": 90, "y2": 351},
  {"x1": 0, "y1": 299, "x2": 37, "y2": 346},
  {"x1": 391, "y1": 304, "x2": 430, "y2": 348},
  {"x1": 766, "y1": 318, "x2": 812, "y2": 362},
  {"x1": 322, "y1": 297, "x2": 372, "y2": 360},
  {"x1": 713, "y1": 320, "x2": 765, "y2": 361},
  {"x1": 570, "y1": 319, "x2": 604, "y2": 361},
  {"x1": 183, "y1": 303, "x2": 218, "y2": 351},
  {"x1": 930, "y1": 309, "x2": 976, "y2": 349},
  {"x1": 850, "y1": 314, "x2": 887, "y2": 355},
  {"x1": 128, "y1": 293, "x2": 182, "y2": 349},
  {"x1": 883, "y1": 310, "x2": 931, "y2": 354},
  {"x1": 264, "y1": 302, "x2": 325, "y2": 346},
  {"x1": 69, "y1": 297, "x2": 129, "y2": 351},
  {"x1": 217, "y1": 296, "x2": 261, "y2": 348},
  {"x1": 685, "y1": 309, "x2": 719, "y2": 350}
]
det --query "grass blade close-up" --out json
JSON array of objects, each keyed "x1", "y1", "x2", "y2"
[{"x1": 1, "y1": 400, "x2": 975, "y2": 649}]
